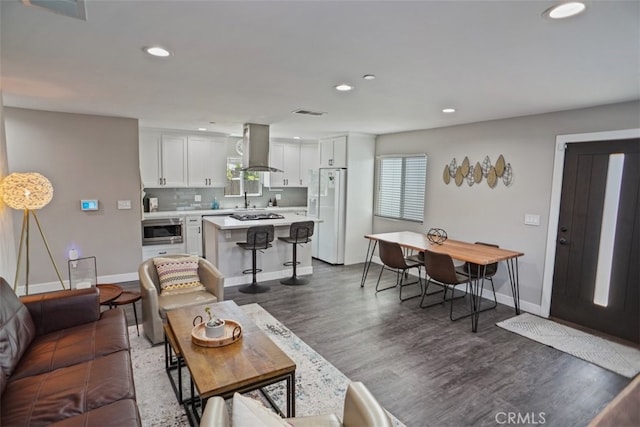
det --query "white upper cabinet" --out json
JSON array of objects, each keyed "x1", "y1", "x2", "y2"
[
  {"x1": 319, "y1": 135, "x2": 347, "y2": 168},
  {"x1": 299, "y1": 143, "x2": 319, "y2": 186},
  {"x1": 161, "y1": 135, "x2": 188, "y2": 187},
  {"x1": 187, "y1": 136, "x2": 227, "y2": 187},
  {"x1": 139, "y1": 131, "x2": 162, "y2": 188},
  {"x1": 139, "y1": 131, "x2": 187, "y2": 187},
  {"x1": 269, "y1": 142, "x2": 318, "y2": 187}
]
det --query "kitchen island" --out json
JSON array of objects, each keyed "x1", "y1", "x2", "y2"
[{"x1": 203, "y1": 213, "x2": 320, "y2": 286}]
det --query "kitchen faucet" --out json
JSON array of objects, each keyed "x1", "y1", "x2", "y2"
[{"x1": 244, "y1": 192, "x2": 250, "y2": 209}]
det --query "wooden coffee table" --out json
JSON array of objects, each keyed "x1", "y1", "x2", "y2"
[{"x1": 166, "y1": 300, "x2": 296, "y2": 425}]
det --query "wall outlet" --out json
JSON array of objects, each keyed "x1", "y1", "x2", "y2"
[
  {"x1": 117, "y1": 200, "x2": 132, "y2": 210},
  {"x1": 275, "y1": 193, "x2": 282, "y2": 201},
  {"x1": 524, "y1": 213, "x2": 540, "y2": 226},
  {"x1": 194, "y1": 194, "x2": 202, "y2": 202}
]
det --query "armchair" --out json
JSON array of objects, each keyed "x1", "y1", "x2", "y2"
[
  {"x1": 200, "y1": 382, "x2": 393, "y2": 427},
  {"x1": 139, "y1": 254, "x2": 224, "y2": 344}
]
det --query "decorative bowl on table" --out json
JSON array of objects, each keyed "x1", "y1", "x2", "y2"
[{"x1": 191, "y1": 319, "x2": 242, "y2": 348}]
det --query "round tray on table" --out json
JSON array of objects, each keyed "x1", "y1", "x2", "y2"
[{"x1": 191, "y1": 319, "x2": 243, "y2": 347}]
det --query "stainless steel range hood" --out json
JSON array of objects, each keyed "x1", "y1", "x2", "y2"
[{"x1": 241, "y1": 123, "x2": 284, "y2": 173}]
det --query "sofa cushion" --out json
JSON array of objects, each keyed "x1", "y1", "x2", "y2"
[
  {"x1": 158, "y1": 290, "x2": 218, "y2": 318},
  {"x1": 0, "y1": 277, "x2": 35, "y2": 395},
  {"x1": 153, "y1": 256, "x2": 206, "y2": 295},
  {"x1": 48, "y1": 399, "x2": 141, "y2": 427},
  {"x1": 21, "y1": 286, "x2": 100, "y2": 336},
  {"x1": 1, "y1": 350, "x2": 136, "y2": 426},
  {"x1": 10, "y1": 308, "x2": 129, "y2": 381}
]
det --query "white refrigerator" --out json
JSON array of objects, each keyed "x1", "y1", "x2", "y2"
[{"x1": 308, "y1": 168, "x2": 346, "y2": 264}]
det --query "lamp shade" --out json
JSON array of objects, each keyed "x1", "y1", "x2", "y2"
[{"x1": 0, "y1": 172, "x2": 54, "y2": 210}]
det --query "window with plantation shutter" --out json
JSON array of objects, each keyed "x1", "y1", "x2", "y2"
[{"x1": 375, "y1": 155, "x2": 427, "y2": 222}]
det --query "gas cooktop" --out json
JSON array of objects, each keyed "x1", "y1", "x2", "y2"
[{"x1": 229, "y1": 213, "x2": 285, "y2": 221}]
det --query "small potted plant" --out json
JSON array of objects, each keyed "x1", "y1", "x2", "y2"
[{"x1": 204, "y1": 306, "x2": 225, "y2": 339}]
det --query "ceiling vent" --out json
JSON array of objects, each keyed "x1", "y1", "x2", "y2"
[
  {"x1": 22, "y1": 0, "x2": 87, "y2": 20},
  {"x1": 293, "y1": 109, "x2": 327, "y2": 116}
]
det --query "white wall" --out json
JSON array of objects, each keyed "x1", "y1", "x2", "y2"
[
  {"x1": 374, "y1": 101, "x2": 640, "y2": 313},
  {"x1": 4, "y1": 108, "x2": 141, "y2": 293},
  {"x1": 0, "y1": 93, "x2": 18, "y2": 286}
]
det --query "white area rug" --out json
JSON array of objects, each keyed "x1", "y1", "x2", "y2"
[
  {"x1": 497, "y1": 313, "x2": 640, "y2": 378},
  {"x1": 128, "y1": 303, "x2": 404, "y2": 426}
]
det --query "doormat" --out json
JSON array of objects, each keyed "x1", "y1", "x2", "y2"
[{"x1": 497, "y1": 313, "x2": 640, "y2": 378}]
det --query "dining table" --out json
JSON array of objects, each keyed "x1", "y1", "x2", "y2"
[{"x1": 361, "y1": 231, "x2": 524, "y2": 332}]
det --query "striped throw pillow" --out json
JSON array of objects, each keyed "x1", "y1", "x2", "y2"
[{"x1": 153, "y1": 256, "x2": 206, "y2": 295}]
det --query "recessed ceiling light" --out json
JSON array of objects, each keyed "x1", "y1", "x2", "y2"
[
  {"x1": 293, "y1": 136, "x2": 301, "y2": 140},
  {"x1": 198, "y1": 128, "x2": 207, "y2": 131},
  {"x1": 335, "y1": 84, "x2": 354, "y2": 92},
  {"x1": 543, "y1": 2, "x2": 586, "y2": 19},
  {"x1": 144, "y1": 46, "x2": 171, "y2": 57},
  {"x1": 362, "y1": 74, "x2": 376, "y2": 80},
  {"x1": 442, "y1": 108, "x2": 456, "y2": 113}
]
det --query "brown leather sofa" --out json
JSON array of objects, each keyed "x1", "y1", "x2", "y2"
[
  {"x1": 200, "y1": 381, "x2": 394, "y2": 427},
  {"x1": 0, "y1": 277, "x2": 141, "y2": 426}
]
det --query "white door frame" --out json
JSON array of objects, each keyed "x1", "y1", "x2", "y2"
[{"x1": 540, "y1": 128, "x2": 640, "y2": 317}]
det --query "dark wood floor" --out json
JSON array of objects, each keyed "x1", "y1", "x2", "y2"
[{"x1": 119, "y1": 260, "x2": 630, "y2": 427}]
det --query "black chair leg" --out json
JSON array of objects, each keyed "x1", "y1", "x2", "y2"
[
  {"x1": 399, "y1": 267, "x2": 422, "y2": 301},
  {"x1": 281, "y1": 243, "x2": 308, "y2": 286},
  {"x1": 419, "y1": 278, "x2": 445, "y2": 308},
  {"x1": 239, "y1": 249, "x2": 270, "y2": 294},
  {"x1": 376, "y1": 265, "x2": 398, "y2": 293}
]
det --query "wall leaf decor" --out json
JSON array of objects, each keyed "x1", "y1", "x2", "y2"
[{"x1": 443, "y1": 154, "x2": 513, "y2": 188}]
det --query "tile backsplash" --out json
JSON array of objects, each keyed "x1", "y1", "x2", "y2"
[{"x1": 143, "y1": 186, "x2": 308, "y2": 212}]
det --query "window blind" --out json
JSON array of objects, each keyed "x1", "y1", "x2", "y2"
[{"x1": 375, "y1": 155, "x2": 427, "y2": 222}]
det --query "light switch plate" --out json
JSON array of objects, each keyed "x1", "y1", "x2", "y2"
[
  {"x1": 524, "y1": 213, "x2": 540, "y2": 226},
  {"x1": 117, "y1": 200, "x2": 132, "y2": 210},
  {"x1": 275, "y1": 194, "x2": 282, "y2": 201}
]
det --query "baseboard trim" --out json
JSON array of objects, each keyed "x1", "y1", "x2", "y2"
[{"x1": 15, "y1": 272, "x2": 139, "y2": 296}]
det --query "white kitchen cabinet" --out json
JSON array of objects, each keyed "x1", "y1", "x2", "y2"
[
  {"x1": 185, "y1": 215, "x2": 202, "y2": 256},
  {"x1": 139, "y1": 131, "x2": 188, "y2": 187},
  {"x1": 142, "y1": 243, "x2": 186, "y2": 261},
  {"x1": 187, "y1": 136, "x2": 227, "y2": 187},
  {"x1": 319, "y1": 136, "x2": 347, "y2": 168},
  {"x1": 269, "y1": 142, "x2": 302, "y2": 187},
  {"x1": 139, "y1": 131, "x2": 162, "y2": 188},
  {"x1": 299, "y1": 143, "x2": 319, "y2": 186}
]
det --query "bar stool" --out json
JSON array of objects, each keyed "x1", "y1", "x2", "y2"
[
  {"x1": 237, "y1": 225, "x2": 275, "y2": 294},
  {"x1": 278, "y1": 221, "x2": 314, "y2": 286}
]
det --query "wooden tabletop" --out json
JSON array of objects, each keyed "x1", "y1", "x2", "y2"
[
  {"x1": 96, "y1": 284, "x2": 123, "y2": 305},
  {"x1": 166, "y1": 300, "x2": 296, "y2": 399},
  {"x1": 365, "y1": 231, "x2": 524, "y2": 265}
]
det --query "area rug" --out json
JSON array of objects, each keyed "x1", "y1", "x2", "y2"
[
  {"x1": 128, "y1": 303, "x2": 404, "y2": 426},
  {"x1": 497, "y1": 313, "x2": 640, "y2": 378}
]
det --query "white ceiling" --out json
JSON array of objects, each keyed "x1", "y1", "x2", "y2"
[{"x1": 1, "y1": 0, "x2": 638, "y2": 140}]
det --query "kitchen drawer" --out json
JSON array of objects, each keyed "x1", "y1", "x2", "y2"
[{"x1": 142, "y1": 243, "x2": 186, "y2": 261}]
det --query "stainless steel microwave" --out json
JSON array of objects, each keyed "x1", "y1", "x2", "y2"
[{"x1": 141, "y1": 218, "x2": 184, "y2": 246}]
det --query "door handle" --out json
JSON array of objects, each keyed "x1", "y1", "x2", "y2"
[{"x1": 558, "y1": 237, "x2": 568, "y2": 245}]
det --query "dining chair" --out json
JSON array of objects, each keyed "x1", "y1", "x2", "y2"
[
  {"x1": 420, "y1": 249, "x2": 473, "y2": 320},
  {"x1": 375, "y1": 240, "x2": 422, "y2": 301},
  {"x1": 454, "y1": 242, "x2": 499, "y2": 311}
]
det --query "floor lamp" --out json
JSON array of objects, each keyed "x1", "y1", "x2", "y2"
[{"x1": 0, "y1": 172, "x2": 65, "y2": 294}]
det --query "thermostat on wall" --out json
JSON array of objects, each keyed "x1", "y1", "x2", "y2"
[{"x1": 81, "y1": 200, "x2": 99, "y2": 211}]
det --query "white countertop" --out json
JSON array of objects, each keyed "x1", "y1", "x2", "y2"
[
  {"x1": 143, "y1": 206, "x2": 307, "y2": 219},
  {"x1": 203, "y1": 213, "x2": 320, "y2": 230}
]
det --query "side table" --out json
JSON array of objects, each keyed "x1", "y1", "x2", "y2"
[
  {"x1": 96, "y1": 284, "x2": 123, "y2": 305},
  {"x1": 110, "y1": 291, "x2": 142, "y2": 336}
]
